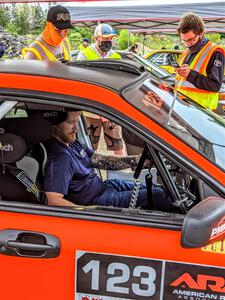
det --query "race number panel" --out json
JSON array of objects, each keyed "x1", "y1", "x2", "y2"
[
  {"x1": 75, "y1": 251, "x2": 225, "y2": 300},
  {"x1": 76, "y1": 251, "x2": 162, "y2": 300}
]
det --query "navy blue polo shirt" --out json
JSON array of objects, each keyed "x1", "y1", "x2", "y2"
[{"x1": 44, "y1": 137, "x2": 104, "y2": 205}]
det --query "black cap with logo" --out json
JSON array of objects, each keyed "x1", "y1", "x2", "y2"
[{"x1": 47, "y1": 5, "x2": 74, "y2": 30}]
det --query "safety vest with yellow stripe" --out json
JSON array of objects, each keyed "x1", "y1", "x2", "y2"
[
  {"x1": 81, "y1": 46, "x2": 121, "y2": 60},
  {"x1": 80, "y1": 46, "x2": 121, "y2": 119},
  {"x1": 175, "y1": 41, "x2": 224, "y2": 109},
  {"x1": 22, "y1": 37, "x2": 71, "y2": 61}
]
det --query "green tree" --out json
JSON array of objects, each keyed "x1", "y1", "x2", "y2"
[
  {"x1": 117, "y1": 30, "x2": 133, "y2": 49},
  {"x1": 0, "y1": 5, "x2": 10, "y2": 29},
  {"x1": 11, "y1": 4, "x2": 32, "y2": 35},
  {"x1": 69, "y1": 27, "x2": 93, "y2": 50},
  {"x1": 31, "y1": 4, "x2": 46, "y2": 34}
]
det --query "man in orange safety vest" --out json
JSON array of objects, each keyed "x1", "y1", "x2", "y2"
[
  {"x1": 175, "y1": 12, "x2": 225, "y2": 110},
  {"x1": 22, "y1": 5, "x2": 73, "y2": 62}
]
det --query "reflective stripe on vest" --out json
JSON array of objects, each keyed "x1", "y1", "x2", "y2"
[
  {"x1": 62, "y1": 38, "x2": 71, "y2": 60},
  {"x1": 21, "y1": 47, "x2": 42, "y2": 60},
  {"x1": 22, "y1": 38, "x2": 71, "y2": 61},
  {"x1": 175, "y1": 41, "x2": 223, "y2": 109},
  {"x1": 81, "y1": 47, "x2": 121, "y2": 60},
  {"x1": 35, "y1": 40, "x2": 57, "y2": 61}
]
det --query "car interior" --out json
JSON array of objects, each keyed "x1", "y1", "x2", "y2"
[{"x1": 0, "y1": 100, "x2": 221, "y2": 215}]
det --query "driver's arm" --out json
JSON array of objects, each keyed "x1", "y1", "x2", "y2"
[
  {"x1": 46, "y1": 192, "x2": 77, "y2": 207},
  {"x1": 90, "y1": 152, "x2": 139, "y2": 170}
]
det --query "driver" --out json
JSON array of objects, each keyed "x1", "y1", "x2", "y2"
[{"x1": 44, "y1": 111, "x2": 173, "y2": 211}]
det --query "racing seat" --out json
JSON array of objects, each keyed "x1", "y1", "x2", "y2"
[
  {"x1": 0, "y1": 117, "x2": 53, "y2": 203},
  {"x1": 0, "y1": 131, "x2": 41, "y2": 203}
]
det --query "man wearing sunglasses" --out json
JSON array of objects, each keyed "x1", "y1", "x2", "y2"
[
  {"x1": 22, "y1": 5, "x2": 73, "y2": 62},
  {"x1": 175, "y1": 12, "x2": 225, "y2": 110}
]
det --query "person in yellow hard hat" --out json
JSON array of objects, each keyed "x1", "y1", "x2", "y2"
[
  {"x1": 77, "y1": 23, "x2": 125, "y2": 155},
  {"x1": 22, "y1": 5, "x2": 73, "y2": 62},
  {"x1": 175, "y1": 12, "x2": 225, "y2": 110}
]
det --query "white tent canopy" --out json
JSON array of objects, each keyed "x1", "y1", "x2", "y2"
[{"x1": 65, "y1": 0, "x2": 225, "y2": 32}]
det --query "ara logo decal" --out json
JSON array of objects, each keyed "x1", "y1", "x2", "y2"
[
  {"x1": 170, "y1": 272, "x2": 225, "y2": 293},
  {"x1": 163, "y1": 262, "x2": 225, "y2": 300}
]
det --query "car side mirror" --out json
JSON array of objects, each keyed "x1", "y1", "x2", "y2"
[{"x1": 181, "y1": 196, "x2": 225, "y2": 248}]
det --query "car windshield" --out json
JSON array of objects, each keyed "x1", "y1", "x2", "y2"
[
  {"x1": 123, "y1": 78, "x2": 225, "y2": 171},
  {"x1": 120, "y1": 52, "x2": 173, "y2": 80},
  {"x1": 133, "y1": 54, "x2": 173, "y2": 79}
]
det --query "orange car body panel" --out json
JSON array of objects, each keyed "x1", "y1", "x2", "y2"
[{"x1": 0, "y1": 211, "x2": 224, "y2": 299}]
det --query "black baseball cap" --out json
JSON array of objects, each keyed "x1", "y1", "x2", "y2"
[{"x1": 47, "y1": 5, "x2": 74, "y2": 30}]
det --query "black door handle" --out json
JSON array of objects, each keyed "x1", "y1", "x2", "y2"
[
  {"x1": 0, "y1": 229, "x2": 60, "y2": 258},
  {"x1": 7, "y1": 241, "x2": 53, "y2": 251}
]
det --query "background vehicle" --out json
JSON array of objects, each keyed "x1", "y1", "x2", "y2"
[
  {"x1": 118, "y1": 50, "x2": 225, "y2": 118},
  {"x1": 117, "y1": 50, "x2": 175, "y2": 86},
  {"x1": 70, "y1": 49, "x2": 80, "y2": 60},
  {"x1": 144, "y1": 49, "x2": 183, "y2": 73},
  {"x1": 0, "y1": 59, "x2": 224, "y2": 299}
]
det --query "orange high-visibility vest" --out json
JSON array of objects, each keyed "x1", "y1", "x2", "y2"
[
  {"x1": 22, "y1": 38, "x2": 71, "y2": 61},
  {"x1": 175, "y1": 41, "x2": 225, "y2": 110}
]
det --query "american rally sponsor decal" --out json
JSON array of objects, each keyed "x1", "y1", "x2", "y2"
[
  {"x1": 210, "y1": 219, "x2": 225, "y2": 241},
  {"x1": 75, "y1": 251, "x2": 225, "y2": 300},
  {"x1": 165, "y1": 262, "x2": 225, "y2": 300}
]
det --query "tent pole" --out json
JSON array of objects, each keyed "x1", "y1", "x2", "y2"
[
  {"x1": 142, "y1": 33, "x2": 146, "y2": 56},
  {"x1": 128, "y1": 30, "x2": 130, "y2": 50}
]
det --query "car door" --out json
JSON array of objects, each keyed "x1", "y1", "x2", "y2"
[{"x1": 0, "y1": 95, "x2": 224, "y2": 299}]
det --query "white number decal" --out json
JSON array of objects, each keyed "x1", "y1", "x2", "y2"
[
  {"x1": 107, "y1": 263, "x2": 129, "y2": 294},
  {"x1": 82, "y1": 260, "x2": 100, "y2": 290},
  {"x1": 81, "y1": 258, "x2": 157, "y2": 297},
  {"x1": 132, "y1": 266, "x2": 156, "y2": 296}
]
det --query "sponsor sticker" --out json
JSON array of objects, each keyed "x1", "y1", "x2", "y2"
[
  {"x1": 210, "y1": 219, "x2": 225, "y2": 240},
  {"x1": 214, "y1": 60, "x2": 222, "y2": 67},
  {"x1": 202, "y1": 239, "x2": 225, "y2": 254},
  {"x1": 164, "y1": 261, "x2": 225, "y2": 300}
]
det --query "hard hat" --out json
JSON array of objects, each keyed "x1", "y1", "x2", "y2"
[
  {"x1": 94, "y1": 23, "x2": 117, "y2": 37},
  {"x1": 83, "y1": 38, "x2": 90, "y2": 43}
]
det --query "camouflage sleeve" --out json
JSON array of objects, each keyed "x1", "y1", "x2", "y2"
[{"x1": 90, "y1": 152, "x2": 138, "y2": 170}]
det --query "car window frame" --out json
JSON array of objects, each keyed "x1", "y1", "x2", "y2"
[{"x1": 1, "y1": 94, "x2": 224, "y2": 208}]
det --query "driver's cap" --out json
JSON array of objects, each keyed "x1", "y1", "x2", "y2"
[{"x1": 94, "y1": 23, "x2": 117, "y2": 37}]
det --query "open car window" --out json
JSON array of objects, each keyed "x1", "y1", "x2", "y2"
[
  {"x1": 0, "y1": 100, "x2": 221, "y2": 218},
  {"x1": 123, "y1": 78, "x2": 225, "y2": 171}
]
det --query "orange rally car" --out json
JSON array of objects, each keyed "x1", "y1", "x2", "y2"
[{"x1": 0, "y1": 59, "x2": 224, "y2": 300}]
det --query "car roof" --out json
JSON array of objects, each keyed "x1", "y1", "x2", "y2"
[{"x1": 0, "y1": 59, "x2": 147, "y2": 92}]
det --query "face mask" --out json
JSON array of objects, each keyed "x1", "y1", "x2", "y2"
[
  {"x1": 99, "y1": 40, "x2": 112, "y2": 53},
  {"x1": 42, "y1": 22, "x2": 66, "y2": 47}
]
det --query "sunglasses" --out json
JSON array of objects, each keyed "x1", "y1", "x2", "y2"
[{"x1": 181, "y1": 34, "x2": 198, "y2": 44}]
